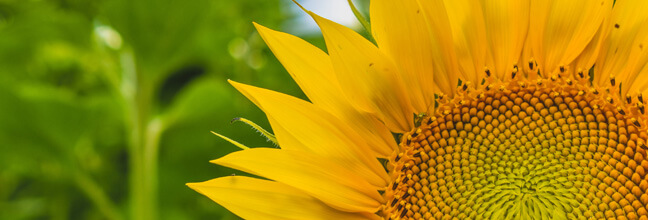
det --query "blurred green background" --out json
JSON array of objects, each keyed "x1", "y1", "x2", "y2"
[{"x1": 0, "y1": 0, "x2": 374, "y2": 219}]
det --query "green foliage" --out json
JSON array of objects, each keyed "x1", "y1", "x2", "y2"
[{"x1": 0, "y1": 0, "x2": 314, "y2": 219}]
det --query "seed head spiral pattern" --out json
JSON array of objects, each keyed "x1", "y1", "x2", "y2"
[{"x1": 384, "y1": 79, "x2": 648, "y2": 219}]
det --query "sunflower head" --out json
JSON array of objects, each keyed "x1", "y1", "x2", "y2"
[
  {"x1": 189, "y1": 0, "x2": 648, "y2": 219},
  {"x1": 385, "y1": 78, "x2": 648, "y2": 219}
]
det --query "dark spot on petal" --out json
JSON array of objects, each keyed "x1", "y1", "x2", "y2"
[{"x1": 615, "y1": 23, "x2": 620, "y2": 29}]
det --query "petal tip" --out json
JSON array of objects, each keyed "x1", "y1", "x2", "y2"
[
  {"x1": 252, "y1": 22, "x2": 266, "y2": 31},
  {"x1": 186, "y1": 182, "x2": 202, "y2": 192}
]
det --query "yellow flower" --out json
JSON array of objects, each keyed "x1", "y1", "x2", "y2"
[{"x1": 188, "y1": 0, "x2": 648, "y2": 219}]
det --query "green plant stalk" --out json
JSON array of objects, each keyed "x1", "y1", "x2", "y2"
[
  {"x1": 120, "y1": 51, "x2": 160, "y2": 220},
  {"x1": 143, "y1": 117, "x2": 163, "y2": 219}
]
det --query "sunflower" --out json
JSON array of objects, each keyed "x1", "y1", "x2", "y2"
[{"x1": 188, "y1": 0, "x2": 648, "y2": 219}]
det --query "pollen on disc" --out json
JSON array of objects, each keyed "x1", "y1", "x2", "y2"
[{"x1": 382, "y1": 80, "x2": 648, "y2": 219}]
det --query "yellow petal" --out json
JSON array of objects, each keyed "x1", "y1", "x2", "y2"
[
  {"x1": 614, "y1": 2, "x2": 648, "y2": 96},
  {"x1": 480, "y1": 0, "x2": 529, "y2": 79},
  {"x1": 628, "y1": 62, "x2": 648, "y2": 93},
  {"x1": 211, "y1": 148, "x2": 383, "y2": 213},
  {"x1": 344, "y1": 110, "x2": 398, "y2": 156},
  {"x1": 316, "y1": 101, "x2": 398, "y2": 157},
  {"x1": 624, "y1": 29, "x2": 648, "y2": 94},
  {"x1": 187, "y1": 176, "x2": 377, "y2": 220},
  {"x1": 595, "y1": 0, "x2": 648, "y2": 91},
  {"x1": 253, "y1": 22, "x2": 338, "y2": 110},
  {"x1": 416, "y1": 0, "x2": 461, "y2": 95},
  {"x1": 520, "y1": 28, "x2": 538, "y2": 79},
  {"x1": 371, "y1": 0, "x2": 435, "y2": 112},
  {"x1": 253, "y1": 23, "x2": 396, "y2": 157},
  {"x1": 528, "y1": 0, "x2": 611, "y2": 76},
  {"x1": 444, "y1": 0, "x2": 488, "y2": 85},
  {"x1": 310, "y1": 12, "x2": 415, "y2": 132},
  {"x1": 570, "y1": 21, "x2": 608, "y2": 77},
  {"x1": 229, "y1": 80, "x2": 390, "y2": 187}
]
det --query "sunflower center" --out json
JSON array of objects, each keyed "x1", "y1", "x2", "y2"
[{"x1": 382, "y1": 79, "x2": 648, "y2": 219}]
